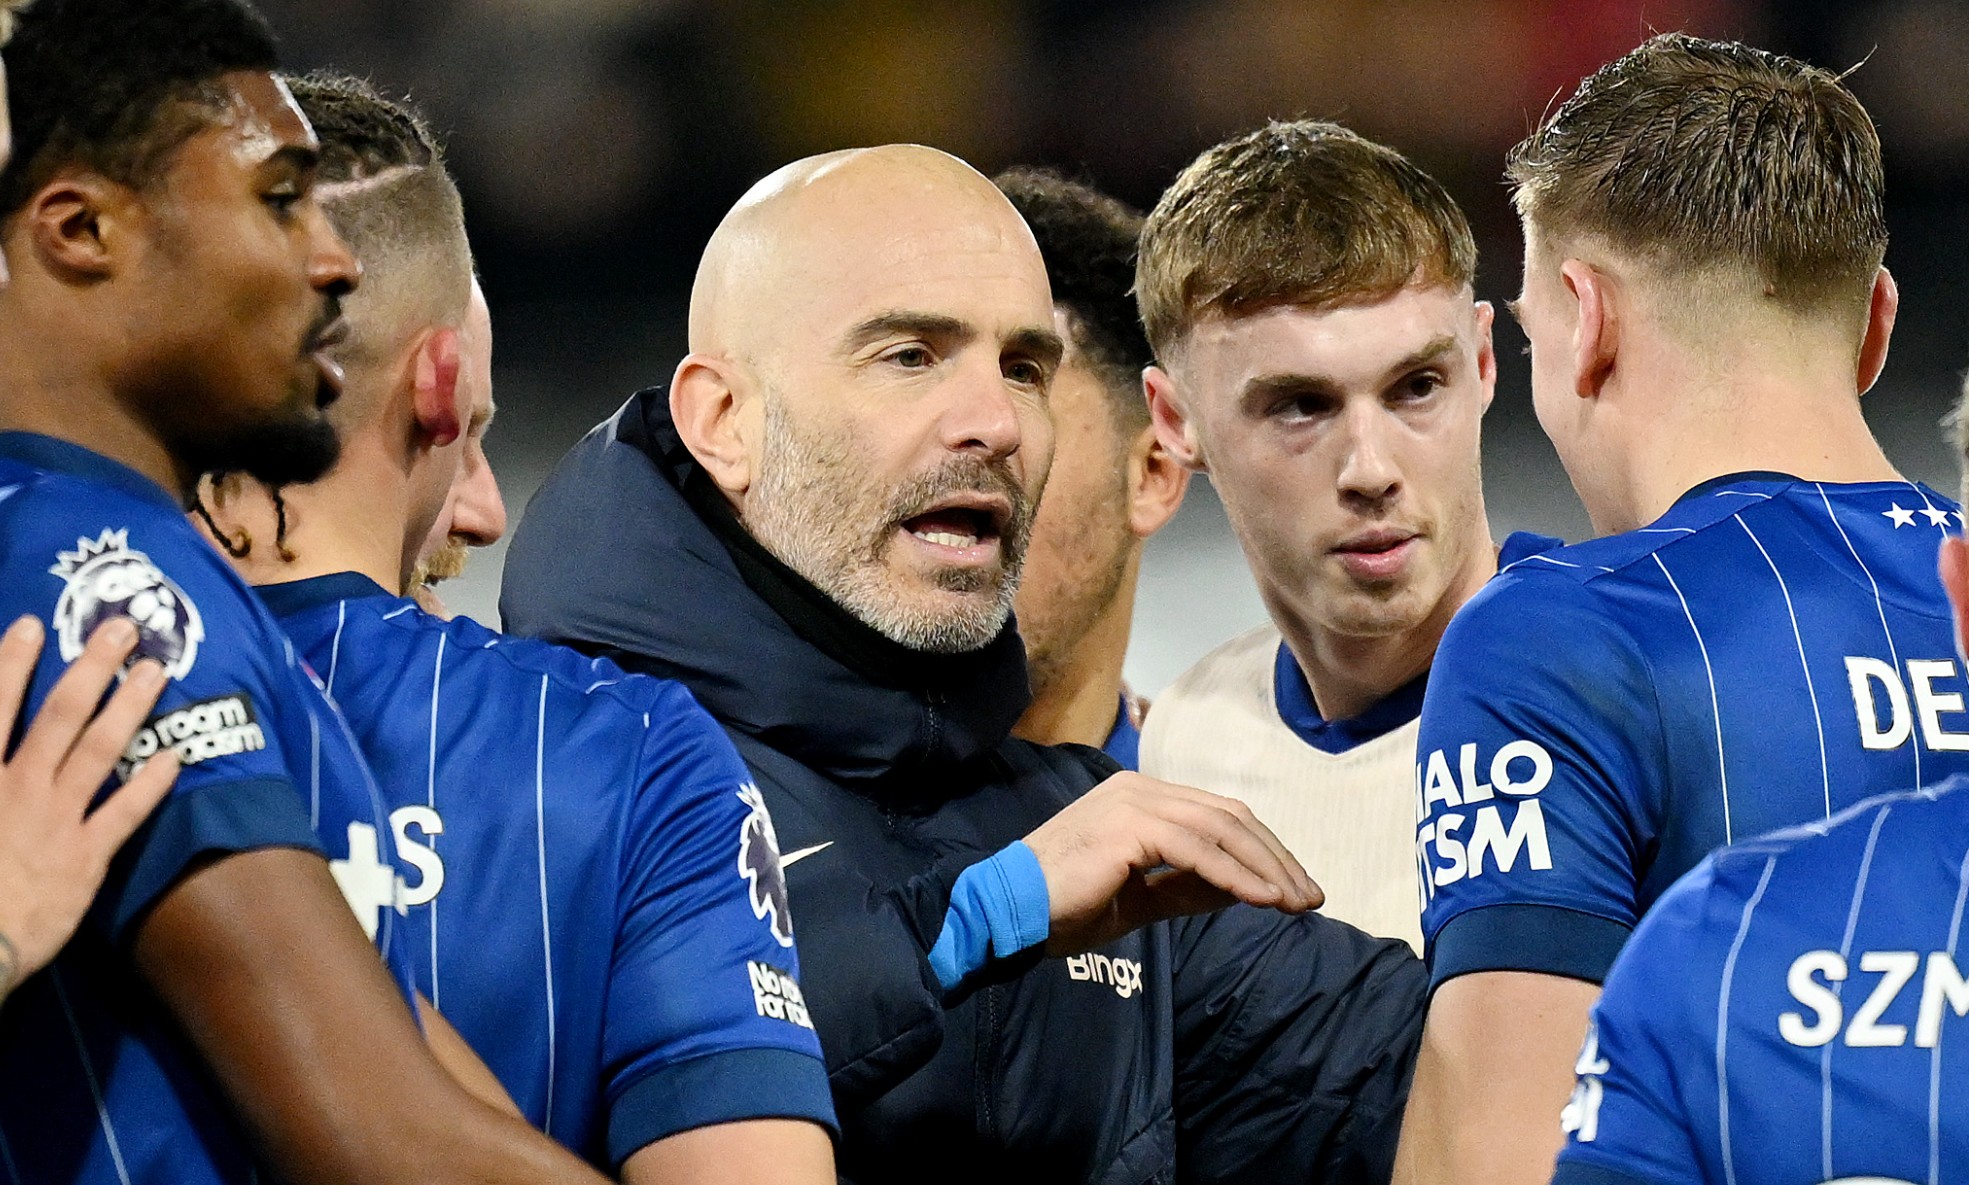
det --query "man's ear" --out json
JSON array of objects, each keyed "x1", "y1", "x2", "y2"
[
  {"x1": 24, "y1": 173, "x2": 127, "y2": 279},
  {"x1": 1124, "y1": 421, "x2": 1191, "y2": 540},
  {"x1": 1941, "y1": 535, "x2": 1969, "y2": 664},
  {"x1": 1857, "y1": 266, "x2": 1898, "y2": 396},
  {"x1": 1144, "y1": 365, "x2": 1206, "y2": 472},
  {"x1": 670, "y1": 353, "x2": 753, "y2": 498},
  {"x1": 411, "y1": 328, "x2": 463, "y2": 447},
  {"x1": 1472, "y1": 300, "x2": 1498, "y2": 413},
  {"x1": 1561, "y1": 259, "x2": 1617, "y2": 400}
]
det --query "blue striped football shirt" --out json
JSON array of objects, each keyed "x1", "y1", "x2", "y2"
[
  {"x1": 0, "y1": 433, "x2": 416, "y2": 1185},
  {"x1": 1554, "y1": 775, "x2": 1969, "y2": 1185},
  {"x1": 1416, "y1": 472, "x2": 1969, "y2": 987},
  {"x1": 258, "y1": 573, "x2": 835, "y2": 1168}
]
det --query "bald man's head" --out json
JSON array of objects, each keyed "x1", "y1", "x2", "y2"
[{"x1": 672, "y1": 144, "x2": 1067, "y2": 653}]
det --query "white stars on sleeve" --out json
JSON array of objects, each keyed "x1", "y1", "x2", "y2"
[
  {"x1": 1922, "y1": 506, "x2": 1955, "y2": 528},
  {"x1": 1884, "y1": 504, "x2": 1918, "y2": 528}
]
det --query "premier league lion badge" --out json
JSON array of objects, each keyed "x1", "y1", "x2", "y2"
[
  {"x1": 736, "y1": 782, "x2": 794, "y2": 948},
  {"x1": 51, "y1": 529, "x2": 204, "y2": 679}
]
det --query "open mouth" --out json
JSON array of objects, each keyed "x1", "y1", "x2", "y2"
[{"x1": 899, "y1": 496, "x2": 1011, "y2": 559}]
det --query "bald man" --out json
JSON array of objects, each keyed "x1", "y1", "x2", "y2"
[{"x1": 503, "y1": 145, "x2": 1426, "y2": 1184}]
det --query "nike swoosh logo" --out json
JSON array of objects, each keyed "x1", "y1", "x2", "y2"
[{"x1": 780, "y1": 841, "x2": 834, "y2": 869}]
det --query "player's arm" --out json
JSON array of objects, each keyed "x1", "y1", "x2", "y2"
[
  {"x1": 136, "y1": 848, "x2": 609, "y2": 1185},
  {"x1": 0, "y1": 615, "x2": 177, "y2": 997},
  {"x1": 1393, "y1": 576, "x2": 1661, "y2": 1185},
  {"x1": 420, "y1": 992, "x2": 523, "y2": 1118},
  {"x1": 1395, "y1": 972, "x2": 1600, "y2": 1185},
  {"x1": 623, "y1": 1119, "x2": 833, "y2": 1185}
]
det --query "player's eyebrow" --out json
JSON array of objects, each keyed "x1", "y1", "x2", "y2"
[
  {"x1": 262, "y1": 142, "x2": 320, "y2": 177},
  {"x1": 1382, "y1": 334, "x2": 1460, "y2": 380}
]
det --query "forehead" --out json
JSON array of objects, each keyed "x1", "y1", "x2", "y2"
[
  {"x1": 782, "y1": 193, "x2": 1053, "y2": 343},
  {"x1": 173, "y1": 71, "x2": 316, "y2": 174},
  {"x1": 1179, "y1": 284, "x2": 1477, "y2": 389}
]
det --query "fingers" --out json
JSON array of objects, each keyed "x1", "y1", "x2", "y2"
[
  {"x1": 1126, "y1": 779, "x2": 1323, "y2": 909},
  {"x1": 1139, "y1": 811, "x2": 1300, "y2": 911},
  {"x1": 0, "y1": 616, "x2": 45, "y2": 745},
  {"x1": 58, "y1": 661, "x2": 168, "y2": 799},
  {"x1": 9, "y1": 618, "x2": 140, "y2": 777},
  {"x1": 84, "y1": 748, "x2": 179, "y2": 857}
]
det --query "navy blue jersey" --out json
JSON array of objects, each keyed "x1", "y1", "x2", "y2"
[
  {"x1": 1416, "y1": 473, "x2": 1969, "y2": 987},
  {"x1": 1554, "y1": 776, "x2": 1969, "y2": 1185},
  {"x1": 0, "y1": 433, "x2": 415, "y2": 1184},
  {"x1": 260, "y1": 573, "x2": 834, "y2": 1167}
]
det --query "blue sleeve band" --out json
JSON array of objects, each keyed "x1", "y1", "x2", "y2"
[
  {"x1": 926, "y1": 841, "x2": 1051, "y2": 993},
  {"x1": 95, "y1": 776, "x2": 324, "y2": 946},
  {"x1": 1427, "y1": 903, "x2": 1631, "y2": 994},
  {"x1": 607, "y1": 1046, "x2": 838, "y2": 1166},
  {"x1": 1552, "y1": 1159, "x2": 1659, "y2": 1185}
]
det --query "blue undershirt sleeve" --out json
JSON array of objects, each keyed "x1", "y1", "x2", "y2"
[{"x1": 927, "y1": 841, "x2": 1051, "y2": 993}]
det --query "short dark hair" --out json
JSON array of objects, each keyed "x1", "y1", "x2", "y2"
[
  {"x1": 286, "y1": 73, "x2": 472, "y2": 361},
  {"x1": 1137, "y1": 120, "x2": 1475, "y2": 361},
  {"x1": 995, "y1": 167, "x2": 1151, "y2": 434},
  {"x1": 0, "y1": 0, "x2": 279, "y2": 217},
  {"x1": 1507, "y1": 33, "x2": 1886, "y2": 317}
]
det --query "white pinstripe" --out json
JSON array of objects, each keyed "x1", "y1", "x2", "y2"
[
  {"x1": 1932, "y1": 838, "x2": 1969, "y2": 1185},
  {"x1": 1638, "y1": 527, "x2": 1698, "y2": 535},
  {"x1": 309, "y1": 711, "x2": 321, "y2": 831},
  {"x1": 382, "y1": 604, "x2": 416, "y2": 621},
  {"x1": 1519, "y1": 553, "x2": 1617, "y2": 573},
  {"x1": 327, "y1": 600, "x2": 347, "y2": 694},
  {"x1": 1717, "y1": 856, "x2": 1777, "y2": 1185},
  {"x1": 51, "y1": 968, "x2": 130, "y2": 1185},
  {"x1": 426, "y1": 633, "x2": 446, "y2": 1006},
  {"x1": 1825, "y1": 803, "x2": 1893, "y2": 1178},
  {"x1": 1653, "y1": 553, "x2": 1733, "y2": 841},
  {"x1": 534, "y1": 675, "x2": 559, "y2": 1134},
  {"x1": 1714, "y1": 490, "x2": 1774, "y2": 500},
  {"x1": 1736, "y1": 516, "x2": 1832, "y2": 816},
  {"x1": 1817, "y1": 484, "x2": 1921, "y2": 790}
]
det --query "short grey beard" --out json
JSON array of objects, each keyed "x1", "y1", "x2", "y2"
[{"x1": 747, "y1": 397, "x2": 1025, "y2": 654}]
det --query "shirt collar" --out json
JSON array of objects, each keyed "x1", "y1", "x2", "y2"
[
  {"x1": 0, "y1": 431, "x2": 184, "y2": 514},
  {"x1": 254, "y1": 571, "x2": 398, "y2": 618}
]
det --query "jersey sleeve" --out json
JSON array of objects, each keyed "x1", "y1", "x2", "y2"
[
  {"x1": 1552, "y1": 868, "x2": 1720, "y2": 1185},
  {"x1": 601, "y1": 686, "x2": 835, "y2": 1167},
  {"x1": 3, "y1": 506, "x2": 322, "y2": 945},
  {"x1": 1417, "y1": 570, "x2": 1663, "y2": 989}
]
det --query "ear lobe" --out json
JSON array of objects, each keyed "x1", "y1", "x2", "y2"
[
  {"x1": 1857, "y1": 266, "x2": 1897, "y2": 395},
  {"x1": 1126, "y1": 423, "x2": 1191, "y2": 539},
  {"x1": 1144, "y1": 365, "x2": 1206, "y2": 472},
  {"x1": 412, "y1": 329, "x2": 463, "y2": 447},
  {"x1": 670, "y1": 354, "x2": 752, "y2": 498},
  {"x1": 1563, "y1": 260, "x2": 1616, "y2": 400}
]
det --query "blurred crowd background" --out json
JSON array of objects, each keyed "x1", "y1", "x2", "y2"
[{"x1": 261, "y1": 0, "x2": 1969, "y2": 692}]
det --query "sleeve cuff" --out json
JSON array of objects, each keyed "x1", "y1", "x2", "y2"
[
  {"x1": 607, "y1": 1047, "x2": 839, "y2": 1166},
  {"x1": 926, "y1": 841, "x2": 1051, "y2": 993},
  {"x1": 1426, "y1": 904, "x2": 1631, "y2": 994},
  {"x1": 93, "y1": 776, "x2": 324, "y2": 946}
]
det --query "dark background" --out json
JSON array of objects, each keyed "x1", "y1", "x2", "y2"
[{"x1": 262, "y1": 0, "x2": 1969, "y2": 689}]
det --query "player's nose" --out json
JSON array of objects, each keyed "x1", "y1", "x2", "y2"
[
  {"x1": 451, "y1": 453, "x2": 506, "y2": 548},
  {"x1": 1336, "y1": 403, "x2": 1401, "y2": 502}
]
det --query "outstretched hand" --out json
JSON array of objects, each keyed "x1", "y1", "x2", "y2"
[
  {"x1": 1022, "y1": 771, "x2": 1322, "y2": 955},
  {"x1": 0, "y1": 616, "x2": 179, "y2": 995}
]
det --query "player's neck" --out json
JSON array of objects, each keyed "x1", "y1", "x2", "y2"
[
  {"x1": 1279, "y1": 527, "x2": 1500, "y2": 723},
  {"x1": 1608, "y1": 367, "x2": 1901, "y2": 533},
  {"x1": 0, "y1": 302, "x2": 195, "y2": 499},
  {"x1": 1013, "y1": 568, "x2": 1137, "y2": 749},
  {"x1": 206, "y1": 449, "x2": 411, "y2": 596}
]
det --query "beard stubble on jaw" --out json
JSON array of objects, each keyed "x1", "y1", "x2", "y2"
[{"x1": 748, "y1": 395, "x2": 1037, "y2": 653}]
